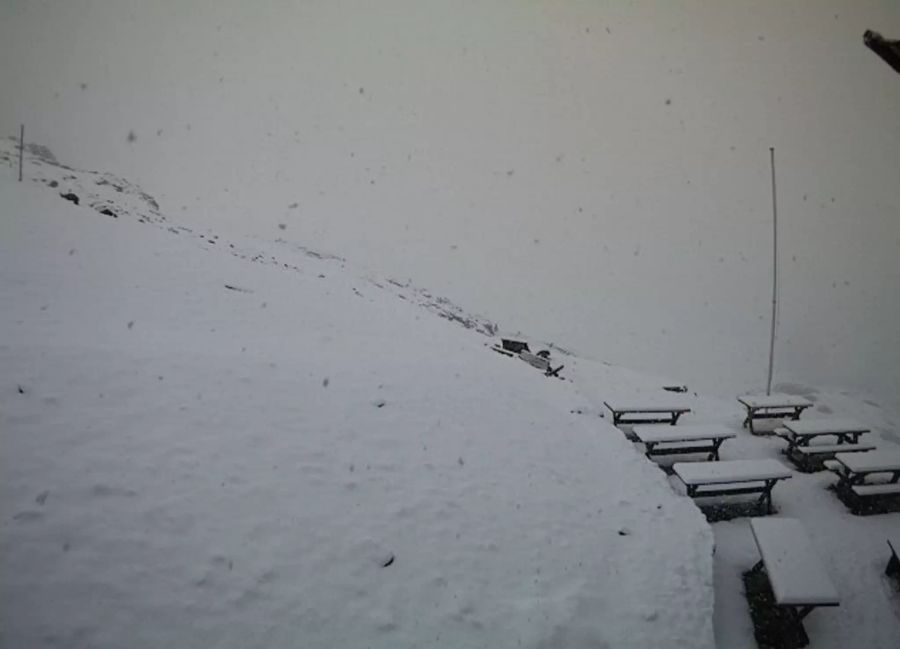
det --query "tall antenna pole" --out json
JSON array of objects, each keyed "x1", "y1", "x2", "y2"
[
  {"x1": 766, "y1": 147, "x2": 778, "y2": 395},
  {"x1": 18, "y1": 124, "x2": 24, "y2": 182}
]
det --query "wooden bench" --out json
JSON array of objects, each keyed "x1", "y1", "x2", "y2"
[
  {"x1": 738, "y1": 395, "x2": 813, "y2": 435},
  {"x1": 828, "y1": 450, "x2": 900, "y2": 513},
  {"x1": 747, "y1": 518, "x2": 839, "y2": 648},
  {"x1": 775, "y1": 419, "x2": 874, "y2": 471},
  {"x1": 673, "y1": 459, "x2": 792, "y2": 515},
  {"x1": 887, "y1": 535, "x2": 900, "y2": 579},
  {"x1": 603, "y1": 400, "x2": 691, "y2": 426},
  {"x1": 632, "y1": 424, "x2": 735, "y2": 461}
]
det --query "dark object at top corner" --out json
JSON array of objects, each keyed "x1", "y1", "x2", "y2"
[{"x1": 864, "y1": 30, "x2": 900, "y2": 75}]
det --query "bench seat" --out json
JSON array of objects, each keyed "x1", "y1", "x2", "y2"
[
  {"x1": 694, "y1": 481, "x2": 767, "y2": 496},
  {"x1": 850, "y1": 483, "x2": 900, "y2": 497},
  {"x1": 794, "y1": 444, "x2": 875, "y2": 455},
  {"x1": 783, "y1": 418, "x2": 870, "y2": 436}
]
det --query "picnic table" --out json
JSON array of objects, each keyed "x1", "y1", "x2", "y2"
[
  {"x1": 747, "y1": 518, "x2": 839, "y2": 647},
  {"x1": 673, "y1": 459, "x2": 792, "y2": 515},
  {"x1": 603, "y1": 400, "x2": 691, "y2": 426},
  {"x1": 777, "y1": 418, "x2": 874, "y2": 471},
  {"x1": 738, "y1": 395, "x2": 813, "y2": 435},
  {"x1": 826, "y1": 450, "x2": 900, "y2": 512},
  {"x1": 632, "y1": 424, "x2": 735, "y2": 461}
]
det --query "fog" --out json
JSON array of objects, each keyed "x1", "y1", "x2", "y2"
[{"x1": 2, "y1": 0, "x2": 898, "y2": 410}]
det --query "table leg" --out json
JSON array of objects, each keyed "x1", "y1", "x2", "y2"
[
  {"x1": 709, "y1": 438, "x2": 725, "y2": 461},
  {"x1": 758, "y1": 480, "x2": 776, "y2": 514},
  {"x1": 887, "y1": 551, "x2": 900, "y2": 577}
]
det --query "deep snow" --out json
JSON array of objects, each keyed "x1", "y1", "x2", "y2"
[
  {"x1": 2, "y1": 142, "x2": 899, "y2": 648},
  {"x1": 1, "y1": 145, "x2": 715, "y2": 648},
  {"x1": 2, "y1": 0, "x2": 898, "y2": 409}
]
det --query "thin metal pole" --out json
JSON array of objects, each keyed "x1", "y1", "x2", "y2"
[
  {"x1": 18, "y1": 124, "x2": 24, "y2": 182},
  {"x1": 766, "y1": 147, "x2": 778, "y2": 395}
]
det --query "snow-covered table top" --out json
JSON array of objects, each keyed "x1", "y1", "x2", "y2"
[
  {"x1": 737, "y1": 395, "x2": 813, "y2": 409},
  {"x1": 673, "y1": 459, "x2": 792, "y2": 485},
  {"x1": 783, "y1": 418, "x2": 870, "y2": 436},
  {"x1": 603, "y1": 401, "x2": 691, "y2": 413},
  {"x1": 632, "y1": 424, "x2": 735, "y2": 444},
  {"x1": 835, "y1": 450, "x2": 900, "y2": 473},
  {"x1": 750, "y1": 518, "x2": 840, "y2": 606}
]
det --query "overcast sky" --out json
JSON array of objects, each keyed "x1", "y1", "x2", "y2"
[{"x1": 2, "y1": 0, "x2": 899, "y2": 408}]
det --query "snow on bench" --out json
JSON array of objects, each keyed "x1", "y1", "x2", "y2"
[
  {"x1": 738, "y1": 394, "x2": 813, "y2": 435},
  {"x1": 632, "y1": 424, "x2": 735, "y2": 461},
  {"x1": 793, "y1": 444, "x2": 874, "y2": 455},
  {"x1": 835, "y1": 449, "x2": 900, "y2": 474},
  {"x1": 782, "y1": 418, "x2": 870, "y2": 437},
  {"x1": 851, "y1": 483, "x2": 900, "y2": 496},
  {"x1": 603, "y1": 400, "x2": 691, "y2": 426},
  {"x1": 749, "y1": 518, "x2": 840, "y2": 608},
  {"x1": 674, "y1": 459, "x2": 792, "y2": 515}
]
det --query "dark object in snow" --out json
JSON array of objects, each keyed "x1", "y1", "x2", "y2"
[
  {"x1": 663, "y1": 385, "x2": 689, "y2": 393},
  {"x1": 322, "y1": 377, "x2": 329, "y2": 388},
  {"x1": 17, "y1": 385, "x2": 26, "y2": 394},
  {"x1": 864, "y1": 30, "x2": 900, "y2": 75},
  {"x1": 618, "y1": 529, "x2": 630, "y2": 536},
  {"x1": 48, "y1": 180, "x2": 58, "y2": 188},
  {"x1": 60, "y1": 192, "x2": 79, "y2": 205},
  {"x1": 224, "y1": 284, "x2": 254, "y2": 293},
  {"x1": 546, "y1": 365, "x2": 564, "y2": 378},
  {"x1": 98, "y1": 208, "x2": 117, "y2": 218},
  {"x1": 127, "y1": 321, "x2": 134, "y2": 330},
  {"x1": 501, "y1": 339, "x2": 530, "y2": 354},
  {"x1": 374, "y1": 399, "x2": 386, "y2": 408},
  {"x1": 887, "y1": 538, "x2": 900, "y2": 579},
  {"x1": 382, "y1": 554, "x2": 395, "y2": 567}
]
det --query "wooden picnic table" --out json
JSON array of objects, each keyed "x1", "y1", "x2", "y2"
[
  {"x1": 673, "y1": 459, "x2": 792, "y2": 515},
  {"x1": 603, "y1": 400, "x2": 691, "y2": 426},
  {"x1": 632, "y1": 424, "x2": 735, "y2": 461},
  {"x1": 778, "y1": 419, "x2": 874, "y2": 471},
  {"x1": 738, "y1": 395, "x2": 813, "y2": 435},
  {"x1": 827, "y1": 450, "x2": 900, "y2": 512},
  {"x1": 748, "y1": 518, "x2": 839, "y2": 647}
]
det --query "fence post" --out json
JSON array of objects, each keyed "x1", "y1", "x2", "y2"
[{"x1": 18, "y1": 124, "x2": 24, "y2": 182}]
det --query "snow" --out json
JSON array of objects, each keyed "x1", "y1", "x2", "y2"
[
  {"x1": 0, "y1": 154, "x2": 715, "y2": 648},
  {"x1": 835, "y1": 451, "x2": 900, "y2": 473},
  {"x1": 674, "y1": 460, "x2": 793, "y2": 485},
  {"x1": 3, "y1": 142, "x2": 900, "y2": 648},
  {"x1": 737, "y1": 395, "x2": 814, "y2": 409},
  {"x1": 3, "y1": 1, "x2": 899, "y2": 410},
  {"x1": 783, "y1": 418, "x2": 870, "y2": 435},
  {"x1": 603, "y1": 401, "x2": 692, "y2": 413},
  {"x1": 749, "y1": 518, "x2": 840, "y2": 606},
  {"x1": 632, "y1": 424, "x2": 735, "y2": 444}
]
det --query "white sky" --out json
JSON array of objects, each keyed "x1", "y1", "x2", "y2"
[{"x1": 2, "y1": 0, "x2": 899, "y2": 408}]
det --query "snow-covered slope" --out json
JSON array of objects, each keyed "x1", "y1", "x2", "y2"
[{"x1": 0, "y1": 150, "x2": 715, "y2": 647}]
